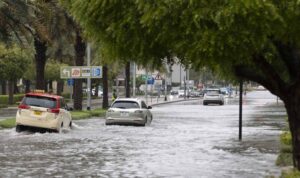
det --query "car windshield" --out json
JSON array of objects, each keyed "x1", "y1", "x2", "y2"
[
  {"x1": 206, "y1": 90, "x2": 220, "y2": 95},
  {"x1": 111, "y1": 101, "x2": 140, "y2": 109},
  {"x1": 22, "y1": 95, "x2": 57, "y2": 108}
]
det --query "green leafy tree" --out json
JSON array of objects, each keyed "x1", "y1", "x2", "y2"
[
  {"x1": 62, "y1": 0, "x2": 300, "y2": 169},
  {"x1": 0, "y1": 43, "x2": 28, "y2": 104}
]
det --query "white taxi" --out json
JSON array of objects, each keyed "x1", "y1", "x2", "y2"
[{"x1": 16, "y1": 91, "x2": 72, "y2": 133}]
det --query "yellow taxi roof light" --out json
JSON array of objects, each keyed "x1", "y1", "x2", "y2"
[{"x1": 33, "y1": 89, "x2": 45, "y2": 93}]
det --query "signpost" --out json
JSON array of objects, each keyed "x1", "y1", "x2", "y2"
[
  {"x1": 67, "y1": 79, "x2": 74, "y2": 105},
  {"x1": 60, "y1": 66, "x2": 102, "y2": 79},
  {"x1": 60, "y1": 66, "x2": 102, "y2": 110}
]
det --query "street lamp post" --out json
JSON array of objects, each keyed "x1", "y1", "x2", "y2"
[
  {"x1": 87, "y1": 43, "x2": 91, "y2": 110},
  {"x1": 239, "y1": 80, "x2": 243, "y2": 140}
]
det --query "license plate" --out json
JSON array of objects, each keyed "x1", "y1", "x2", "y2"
[
  {"x1": 120, "y1": 112, "x2": 129, "y2": 117},
  {"x1": 34, "y1": 111, "x2": 42, "y2": 115}
]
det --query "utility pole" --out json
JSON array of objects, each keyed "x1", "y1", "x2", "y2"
[
  {"x1": 133, "y1": 62, "x2": 136, "y2": 97},
  {"x1": 87, "y1": 43, "x2": 91, "y2": 110},
  {"x1": 145, "y1": 68, "x2": 148, "y2": 104},
  {"x1": 239, "y1": 80, "x2": 243, "y2": 140}
]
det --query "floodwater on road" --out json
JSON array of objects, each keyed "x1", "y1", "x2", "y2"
[{"x1": 0, "y1": 91, "x2": 287, "y2": 178}]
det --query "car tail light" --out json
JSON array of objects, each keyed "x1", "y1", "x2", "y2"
[
  {"x1": 18, "y1": 104, "x2": 30, "y2": 109},
  {"x1": 134, "y1": 110, "x2": 143, "y2": 114},
  {"x1": 48, "y1": 108, "x2": 60, "y2": 114}
]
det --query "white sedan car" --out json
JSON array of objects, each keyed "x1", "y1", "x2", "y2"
[{"x1": 105, "y1": 98, "x2": 153, "y2": 126}]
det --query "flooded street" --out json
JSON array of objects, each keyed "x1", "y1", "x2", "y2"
[{"x1": 0, "y1": 91, "x2": 287, "y2": 178}]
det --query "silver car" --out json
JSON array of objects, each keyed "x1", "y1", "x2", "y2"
[
  {"x1": 105, "y1": 98, "x2": 153, "y2": 126},
  {"x1": 203, "y1": 89, "x2": 224, "y2": 105}
]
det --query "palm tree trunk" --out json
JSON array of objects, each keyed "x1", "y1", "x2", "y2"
[
  {"x1": 102, "y1": 65, "x2": 109, "y2": 109},
  {"x1": 73, "y1": 30, "x2": 85, "y2": 110},
  {"x1": 34, "y1": 37, "x2": 47, "y2": 90}
]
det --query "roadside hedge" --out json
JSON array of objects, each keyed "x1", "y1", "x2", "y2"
[{"x1": 0, "y1": 94, "x2": 24, "y2": 105}]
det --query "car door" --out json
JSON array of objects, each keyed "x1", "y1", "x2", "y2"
[{"x1": 59, "y1": 98, "x2": 71, "y2": 128}]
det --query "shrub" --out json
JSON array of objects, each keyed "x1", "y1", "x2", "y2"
[
  {"x1": 0, "y1": 94, "x2": 24, "y2": 105},
  {"x1": 280, "y1": 169, "x2": 300, "y2": 178},
  {"x1": 281, "y1": 131, "x2": 292, "y2": 146},
  {"x1": 0, "y1": 118, "x2": 16, "y2": 128}
]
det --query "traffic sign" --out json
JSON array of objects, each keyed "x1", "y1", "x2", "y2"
[
  {"x1": 67, "y1": 79, "x2": 74, "y2": 86},
  {"x1": 60, "y1": 66, "x2": 102, "y2": 79},
  {"x1": 92, "y1": 67, "x2": 102, "y2": 78},
  {"x1": 147, "y1": 77, "x2": 155, "y2": 85}
]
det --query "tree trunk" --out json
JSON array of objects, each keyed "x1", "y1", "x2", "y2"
[
  {"x1": 1, "y1": 80, "x2": 6, "y2": 95},
  {"x1": 7, "y1": 80, "x2": 14, "y2": 105},
  {"x1": 284, "y1": 91, "x2": 300, "y2": 170},
  {"x1": 34, "y1": 37, "x2": 47, "y2": 90},
  {"x1": 102, "y1": 65, "x2": 109, "y2": 109},
  {"x1": 24, "y1": 79, "x2": 31, "y2": 93},
  {"x1": 125, "y1": 62, "x2": 130, "y2": 98},
  {"x1": 73, "y1": 30, "x2": 85, "y2": 110},
  {"x1": 57, "y1": 80, "x2": 64, "y2": 95},
  {"x1": 14, "y1": 81, "x2": 19, "y2": 94},
  {"x1": 48, "y1": 80, "x2": 53, "y2": 93}
]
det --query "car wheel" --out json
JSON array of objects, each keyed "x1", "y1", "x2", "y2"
[
  {"x1": 220, "y1": 101, "x2": 224, "y2": 105},
  {"x1": 69, "y1": 121, "x2": 72, "y2": 129},
  {"x1": 16, "y1": 125, "x2": 23, "y2": 133},
  {"x1": 203, "y1": 102, "x2": 207, "y2": 105},
  {"x1": 57, "y1": 123, "x2": 63, "y2": 133}
]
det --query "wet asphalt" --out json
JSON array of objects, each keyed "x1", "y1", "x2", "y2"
[{"x1": 0, "y1": 91, "x2": 287, "y2": 178}]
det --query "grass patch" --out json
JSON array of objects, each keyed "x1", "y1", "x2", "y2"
[
  {"x1": 0, "y1": 118, "x2": 16, "y2": 128},
  {"x1": 280, "y1": 169, "x2": 300, "y2": 178},
  {"x1": 276, "y1": 153, "x2": 293, "y2": 167},
  {"x1": 71, "y1": 108, "x2": 106, "y2": 120},
  {"x1": 0, "y1": 109, "x2": 107, "y2": 129}
]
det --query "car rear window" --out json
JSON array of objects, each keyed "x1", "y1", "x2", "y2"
[
  {"x1": 111, "y1": 101, "x2": 140, "y2": 109},
  {"x1": 206, "y1": 90, "x2": 220, "y2": 95},
  {"x1": 22, "y1": 95, "x2": 57, "y2": 109}
]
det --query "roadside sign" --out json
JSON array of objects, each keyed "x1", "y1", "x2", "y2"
[
  {"x1": 71, "y1": 67, "x2": 81, "y2": 78},
  {"x1": 154, "y1": 79, "x2": 162, "y2": 86},
  {"x1": 147, "y1": 77, "x2": 155, "y2": 85},
  {"x1": 60, "y1": 66, "x2": 102, "y2": 79},
  {"x1": 67, "y1": 79, "x2": 74, "y2": 86},
  {"x1": 155, "y1": 73, "x2": 162, "y2": 80},
  {"x1": 92, "y1": 66, "x2": 102, "y2": 78},
  {"x1": 60, "y1": 67, "x2": 71, "y2": 78},
  {"x1": 81, "y1": 67, "x2": 91, "y2": 77}
]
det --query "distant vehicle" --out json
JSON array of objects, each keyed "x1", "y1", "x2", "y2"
[
  {"x1": 220, "y1": 87, "x2": 231, "y2": 97},
  {"x1": 16, "y1": 90, "x2": 73, "y2": 133},
  {"x1": 170, "y1": 90, "x2": 179, "y2": 95},
  {"x1": 105, "y1": 98, "x2": 153, "y2": 126},
  {"x1": 203, "y1": 88, "x2": 224, "y2": 105},
  {"x1": 178, "y1": 90, "x2": 185, "y2": 97},
  {"x1": 190, "y1": 90, "x2": 201, "y2": 97},
  {"x1": 92, "y1": 88, "x2": 103, "y2": 97}
]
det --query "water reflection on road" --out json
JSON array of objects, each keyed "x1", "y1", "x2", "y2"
[{"x1": 0, "y1": 91, "x2": 286, "y2": 178}]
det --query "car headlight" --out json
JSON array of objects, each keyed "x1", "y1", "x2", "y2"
[{"x1": 107, "y1": 109, "x2": 115, "y2": 113}]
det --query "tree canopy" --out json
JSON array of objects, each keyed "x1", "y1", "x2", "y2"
[
  {"x1": 61, "y1": 0, "x2": 300, "y2": 93},
  {"x1": 62, "y1": 0, "x2": 300, "y2": 169}
]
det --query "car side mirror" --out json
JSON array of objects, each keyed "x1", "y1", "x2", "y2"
[{"x1": 147, "y1": 106, "x2": 152, "y2": 109}]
